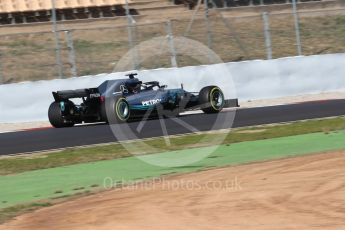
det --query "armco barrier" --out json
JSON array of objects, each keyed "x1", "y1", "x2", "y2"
[{"x1": 1, "y1": 53, "x2": 345, "y2": 123}]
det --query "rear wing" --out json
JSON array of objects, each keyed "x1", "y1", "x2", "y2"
[{"x1": 52, "y1": 88, "x2": 100, "y2": 102}]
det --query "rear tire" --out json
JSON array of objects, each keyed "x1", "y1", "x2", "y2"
[
  {"x1": 111, "y1": 97, "x2": 131, "y2": 123},
  {"x1": 199, "y1": 86, "x2": 225, "y2": 114},
  {"x1": 48, "y1": 102, "x2": 75, "y2": 128}
]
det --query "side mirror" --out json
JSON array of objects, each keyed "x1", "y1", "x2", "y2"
[{"x1": 161, "y1": 85, "x2": 167, "y2": 89}]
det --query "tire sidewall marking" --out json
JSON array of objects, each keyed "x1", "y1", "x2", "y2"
[
  {"x1": 115, "y1": 98, "x2": 130, "y2": 121},
  {"x1": 209, "y1": 87, "x2": 224, "y2": 111}
]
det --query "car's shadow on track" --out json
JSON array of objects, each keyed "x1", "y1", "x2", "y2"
[{"x1": 73, "y1": 110, "x2": 235, "y2": 129}]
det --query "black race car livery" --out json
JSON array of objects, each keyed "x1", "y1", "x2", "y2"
[{"x1": 48, "y1": 73, "x2": 238, "y2": 128}]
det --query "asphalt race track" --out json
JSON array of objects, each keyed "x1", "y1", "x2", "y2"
[{"x1": 1, "y1": 99, "x2": 345, "y2": 156}]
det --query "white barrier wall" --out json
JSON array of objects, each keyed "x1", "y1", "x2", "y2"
[{"x1": 1, "y1": 53, "x2": 345, "y2": 123}]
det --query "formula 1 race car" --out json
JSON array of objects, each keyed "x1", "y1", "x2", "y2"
[{"x1": 48, "y1": 73, "x2": 238, "y2": 128}]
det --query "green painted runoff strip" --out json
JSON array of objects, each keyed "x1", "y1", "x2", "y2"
[{"x1": 1, "y1": 130, "x2": 345, "y2": 209}]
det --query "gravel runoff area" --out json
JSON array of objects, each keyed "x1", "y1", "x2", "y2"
[
  {"x1": 1, "y1": 92, "x2": 345, "y2": 133},
  {"x1": 1, "y1": 150, "x2": 344, "y2": 230}
]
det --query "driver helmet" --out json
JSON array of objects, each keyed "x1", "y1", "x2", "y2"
[{"x1": 127, "y1": 80, "x2": 142, "y2": 94}]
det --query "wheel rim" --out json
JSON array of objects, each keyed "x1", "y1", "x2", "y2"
[
  {"x1": 210, "y1": 89, "x2": 224, "y2": 110},
  {"x1": 116, "y1": 99, "x2": 130, "y2": 120}
]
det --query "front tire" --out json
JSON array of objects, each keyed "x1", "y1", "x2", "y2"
[
  {"x1": 199, "y1": 86, "x2": 225, "y2": 114},
  {"x1": 48, "y1": 102, "x2": 75, "y2": 128}
]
